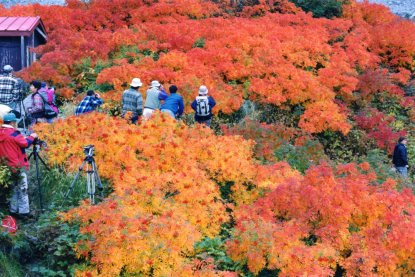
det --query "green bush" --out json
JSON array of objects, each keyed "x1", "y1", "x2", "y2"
[
  {"x1": 0, "y1": 252, "x2": 24, "y2": 277},
  {"x1": 289, "y1": 0, "x2": 346, "y2": 18},
  {"x1": 274, "y1": 139, "x2": 326, "y2": 173}
]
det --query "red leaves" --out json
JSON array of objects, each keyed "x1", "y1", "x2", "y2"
[{"x1": 228, "y1": 163, "x2": 415, "y2": 275}]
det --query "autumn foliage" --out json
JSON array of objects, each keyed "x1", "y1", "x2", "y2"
[
  {"x1": 34, "y1": 113, "x2": 298, "y2": 275},
  {"x1": 4, "y1": 0, "x2": 415, "y2": 275},
  {"x1": 1, "y1": 0, "x2": 414, "y2": 134},
  {"x1": 227, "y1": 163, "x2": 415, "y2": 276}
]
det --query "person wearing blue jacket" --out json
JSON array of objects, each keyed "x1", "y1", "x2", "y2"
[
  {"x1": 160, "y1": 85, "x2": 184, "y2": 119},
  {"x1": 393, "y1": 137, "x2": 408, "y2": 178},
  {"x1": 191, "y1": 85, "x2": 216, "y2": 127}
]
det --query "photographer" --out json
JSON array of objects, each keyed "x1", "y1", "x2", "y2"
[
  {"x1": 0, "y1": 113, "x2": 37, "y2": 216},
  {"x1": 75, "y1": 90, "x2": 104, "y2": 116},
  {"x1": 0, "y1": 65, "x2": 21, "y2": 110}
]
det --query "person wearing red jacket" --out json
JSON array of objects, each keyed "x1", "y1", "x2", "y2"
[{"x1": 0, "y1": 113, "x2": 37, "y2": 216}]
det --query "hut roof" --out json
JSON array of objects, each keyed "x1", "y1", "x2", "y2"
[{"x1": 0, "y1": 16, "x2": 47, "y2": 38}]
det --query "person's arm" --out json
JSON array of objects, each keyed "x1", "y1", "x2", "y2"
[
  {"x1": 177, "y1": 96, "x2": 184, "y2": 117},
  {"x1": 209, "y1": 96, "x2": 216, "y2": 108},
  {"x1": 91, "y1": 97, "x2": 103, "y2": 106},
  {"x1": 12, "y1": 132, "x2": 37, "y2": 148},
  {"x1": 137, "y1": 93, "x2": 143, "y2": 116},
  {"x1": 401, "y1": 146, "x2": 408, "y2": 166},
  {"x1": 12, "y1": 80, "x2": 21, "y2": 102},
  {"x1": 158, "y1": 89, "x2": 168, "y2": 101},
  {"x1": 191, "y1": 99, "x2": 197, "y2": 111}
]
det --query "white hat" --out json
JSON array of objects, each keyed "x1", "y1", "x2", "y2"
[
  {"x1": 199, "y1": 85, "x2": 208, "y2": 95},
  {"x1": 3, "y1": 65, "x2": 13, "y2": 73},
  {"x1": 0, "y1": 104, "x2": 12, "y2": 119},
  {"x1": 151, "y1": 80, "x2": 161, "y2": 87},
  {"x1": 130, "y1": 78, "x2": 142, "y2": 87}
]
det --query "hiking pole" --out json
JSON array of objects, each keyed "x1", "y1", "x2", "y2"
[{"x1": 27, "y1": 139, "x2": 50, "y2": 213}]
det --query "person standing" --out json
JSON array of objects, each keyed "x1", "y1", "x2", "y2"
[
  {"x1": 393, "y1": 137, "x2": 409, "y2": 178},
  {"x1": 0, "y1": 113, "x2": 37, "y2": 216},
  {"x1": 75, "y1": 90, "x2": 104, "y2": 116},
  {"x1": 0, "y1": 65, "x2": 21, "y2": 110},
  {"x1": 27, "y1": 81, "x2": 47, "y2": 125},
  {"x1": 143, "y1": 80, "x2": 168, "y2": 119},
  {"x1": 160, "y1": 85, "x2": 184, "y2": 119},
  {"x1": 122, "y1": 78, "x2": 143, "y2": 124},
  {"x1": 191, "y1": 85, "x2": 216, "y2": 127}
]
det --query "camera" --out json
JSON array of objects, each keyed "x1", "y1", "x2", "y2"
[
  {"x1": 83, "y1": 145, "x2": 94, "y2": 157},
  {"x1": 33, "y1": 138, "x2": 47, "y2": 149}
]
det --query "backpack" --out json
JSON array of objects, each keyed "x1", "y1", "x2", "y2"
[
  {"x1": 38, "y1": 93, "x2": 58, "y2": 119},
  {"x1": 39, "y1": 89, "x2": 59, "y2": 114},
  {"x1": 195, "y1": 96, "x2": 210, "y2": 117}
]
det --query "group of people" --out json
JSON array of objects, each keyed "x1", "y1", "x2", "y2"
[
  {"x1": 0, "y1": 65, "x2": 59, "y2": 127},
  {"x1": 75, "y1": 77, "x2": 216, "y2": 127},
  {"x1": 0, "y1": 64, "x2": 410, "y2": 219},
  {"x1": 120, "y1": 78, "x2": 216, "y2": 126}
]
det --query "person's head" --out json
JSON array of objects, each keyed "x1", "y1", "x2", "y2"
[
  {"x1": 169, "y1": 85, "x2": 178, "y2": 94},
  {"x1": 30, "y1": 80, "x2": 42, "y2": 92},
  {"x1": 41, "y1": 81, "x2": 47, "y2": 88},
  {"x1": 3, "y1": 65, "x2": 13, "y2": 74},
  {"x1": 151, "y1": 80, "x2": 161, "y2": 89},
  {"x1": 199, "y1": 85, "x2": 208, "y2": 96},
  {"x1": 130, "y1": 78, "x2": 142, "y2": 89},
  {"x1": 87, "y1": 90, "x2": 95, "y2": 96},
  {"x1": 399, "y1": 137, "x2": 407, "y2": 145},
  {"x1": 2, "y1": 113, "x2": 17, "y2": 126}
]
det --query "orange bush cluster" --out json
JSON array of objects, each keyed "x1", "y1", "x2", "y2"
[
  {"x1": 34, "y1": 113, "x2": 295, "y2": 275},
  {"x1": 34, "y1": 114, "x2": 415, "y2": 275},
  {"x1": 2, "y1": 0, "x2": 414, "y2": 134}
]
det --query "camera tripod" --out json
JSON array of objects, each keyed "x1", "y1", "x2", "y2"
[
  {"x1": 27, "y1": 140, "x2": 49, "y2": 213},
  {"x1": 65, "y1": 146, "x2": 103, "y2": 205}
]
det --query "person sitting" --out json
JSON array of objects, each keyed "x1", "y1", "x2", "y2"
[
  {"x1": 160, "y1": 85, "x2": 184, "y2": 119},
  {"x1": 191, "y1": 85, "x2": 216, "y2": 127},
  {"x1": 75, "y1": 90, "x2": 104, "y2": 116}
]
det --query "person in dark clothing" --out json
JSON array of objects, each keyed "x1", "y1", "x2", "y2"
[
  {"x1": 160, "y1": 85, "x2": 184, "y2": 119},
  {"x1": 392, "y1": 137, "x2": 408, "y2": 178},
  {"x1": 191, "y1": 85, "x2": 216, "y2": 127}
]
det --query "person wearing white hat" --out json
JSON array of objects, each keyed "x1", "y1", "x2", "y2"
[
  {"x1": 122, "y1": 78, "x2": 143, "y2": 124},
  {"x1": 143, "y1": 80, "x2": 168, "y2": 119},
  {"x1": 191, "y1": 85, "x2": 216, "y2": 127},
  {"x1": 0, "y1": 65, "x2": 21, "y2": 110}
]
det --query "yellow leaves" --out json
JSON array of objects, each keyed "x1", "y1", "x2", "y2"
[{"x1": 35, "y1": 112, "x2": 265, "y2": 275}]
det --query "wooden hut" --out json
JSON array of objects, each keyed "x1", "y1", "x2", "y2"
[{"x1": 0, "y1": 16, "x2": 47, "y2": 71}]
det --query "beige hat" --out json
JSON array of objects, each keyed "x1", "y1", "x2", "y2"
[
  {"x1": 151, "y1": 80, "x2": 161, "y2": 87},
  {"x1": 130, "y1": 78, "x2": 142, "y2": 87},
  {"x1": 199, "y1": 85, "x2": 208, "y2": 95}
]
